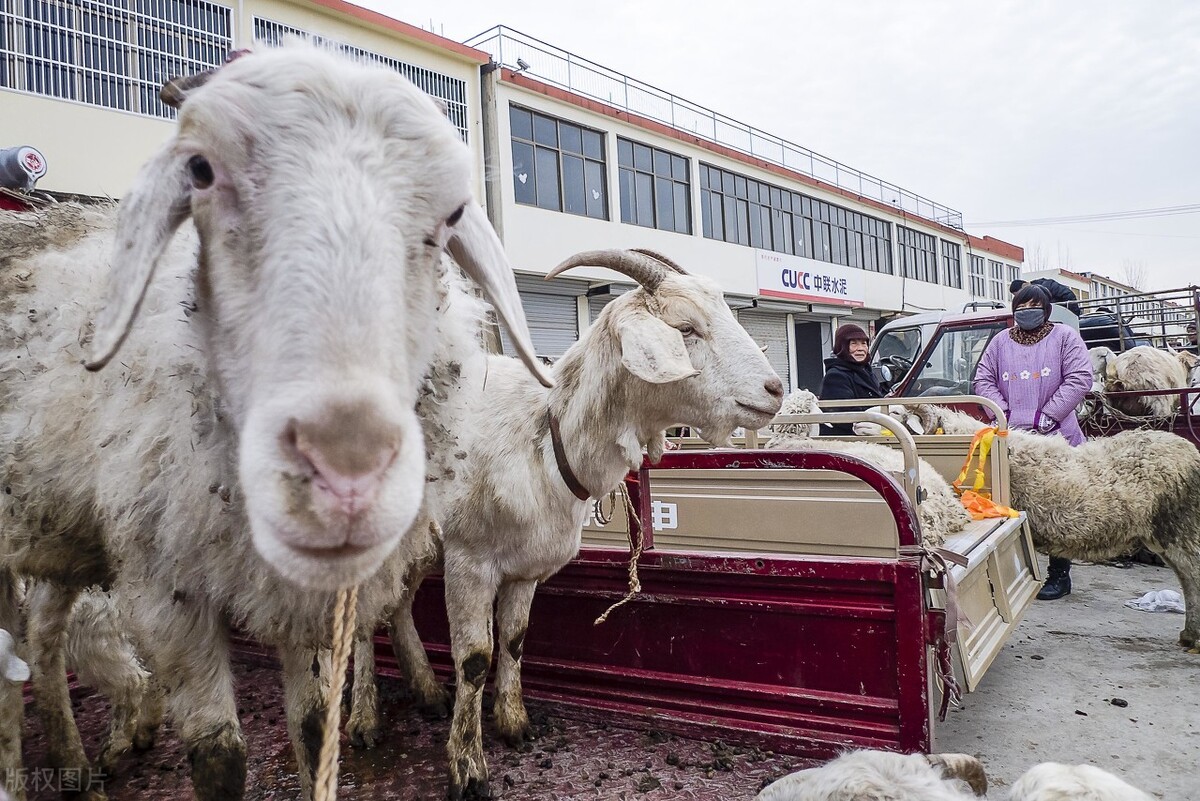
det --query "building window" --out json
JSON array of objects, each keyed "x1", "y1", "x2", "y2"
[
  {"x1": 699, "y1": 163, "x2": 892, "y2": 273},
  {"x1": 617, "y1": 138, "x2": 690, "y2": 234},
  {"x1": 510, "y1": 104, "x2": 607, "y2": 220},
  {"x1": 940, "y1": 240, "x2": 963, "y2": 289},
  {"x1": 969, "y1": 254, "x2": 986, "y2": 298},
  {"x1": 253, "y1": 18, "x2": 469, "y2": 141},
  {"x1": 988, "y1": 260, "x2": 1006, "y2": 301},
  {"x1": 0, "y1": 0, "x2": 232, "y2": 118},
  {"x1": 898, "y1": 226, "x2": 938, "y2": 283}
]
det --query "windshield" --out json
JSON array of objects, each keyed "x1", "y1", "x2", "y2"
[
  {"x1": 872, "y1": 326, "x2": 922, "y2": 364},
  {"x1": 900, "y1": 323, "x2": 1007, "y2": 397}
]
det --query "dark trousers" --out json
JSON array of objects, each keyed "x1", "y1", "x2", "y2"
[{"x1": 1047, "y1": 556, "x2": 1071, "y2": 576}]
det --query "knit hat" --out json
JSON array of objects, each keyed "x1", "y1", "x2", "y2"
[{"x1": 833, "y1": 323, "x2": 869, "y2": 359}]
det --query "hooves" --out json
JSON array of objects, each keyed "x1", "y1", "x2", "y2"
[
  {"x1": 346, "y1": 715, "x2": 384, "y2": 750},
  {"x1": 447, "y1": 769, "x2": 492, "y2": 801},
  {"x1": 1181, "y1": 630, "x2": 1199, "y2": 651}
]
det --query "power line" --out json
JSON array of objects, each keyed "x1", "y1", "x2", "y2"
[{"x1": 968, "y1": 203, "x2": 1200, "y2": 227}]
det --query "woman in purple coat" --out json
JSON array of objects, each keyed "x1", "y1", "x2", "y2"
[{"x1": 973, "y1": 284, "x2": 1093, "y2": 600}]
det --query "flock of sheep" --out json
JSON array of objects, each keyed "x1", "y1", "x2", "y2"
[{"x1": 0, "y1": 41, "x2": 1195, "y2": 801}]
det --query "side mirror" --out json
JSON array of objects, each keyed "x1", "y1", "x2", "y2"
[{"x1": 872, "y1": 363, "x2": 893, "y2": 385}]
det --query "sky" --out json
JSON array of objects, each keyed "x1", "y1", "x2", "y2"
[{"x1": 368, "y1": 0, "x2": 1199, "y2": 292}]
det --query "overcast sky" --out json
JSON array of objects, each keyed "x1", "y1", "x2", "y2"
[{"x1": 368, "y1": 0, "x2": 1199, "y2": 291}]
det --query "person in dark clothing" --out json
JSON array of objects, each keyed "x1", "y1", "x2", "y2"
[
  {"x1": 1010, "y1": 277, "x2": 1082, "y2": 318},
  {"x1": 818, "y1": 323, "x2": 884, "y2": 435},
  {"x1": 1184, "y1": 322, "x2": 1198, "y2": 355}
]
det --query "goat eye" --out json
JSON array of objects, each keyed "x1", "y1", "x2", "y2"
[
  {"x1": 447, "y1": 205, "x2": 465, "y2": 226},
  {"x1": 187, "y1": 155, "x2": 214, "y2": 189},
  {"x1": 677, "y1": 323, "x2": 696, "y2": 337}
]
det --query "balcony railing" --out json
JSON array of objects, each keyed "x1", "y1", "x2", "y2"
[{"x1": 468, "y1": 25, "x2": 964, "y2": 230}]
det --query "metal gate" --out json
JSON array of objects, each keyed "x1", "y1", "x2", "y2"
[
  {"x1": 738, "y1": 309, "x2": 791, "y2": 389},
  {"x1": 501, "y1": 274, "x2": 585, "y2": 360}
]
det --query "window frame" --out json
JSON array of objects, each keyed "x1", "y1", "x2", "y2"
[
  {"x1": 510, "y1": 103, "x2": 608, "y2": 221},
  {"x1": 617, "y1": 136, "x2": 691, "y2": 234}
]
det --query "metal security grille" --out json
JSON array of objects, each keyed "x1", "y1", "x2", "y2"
[
  {"x1": 253, "y1": 17, "x2": 469, "y2": 142},
  {"x1": 0, "y1": 0, "x2": 232, "y2": 118},
  {"x1": 738, "y1": 309, "x2": 790, "y2": 389},
  {"x1": 500, "y1": 274, "x2": 583, "y2": 360}
]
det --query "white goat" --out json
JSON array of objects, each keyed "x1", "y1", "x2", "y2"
[
  {"x1": 765, "y1": 390, "x2": 970, "y2": 549},
  {"x1": 904, "y1": 404, "x2": 1200, "y2": 650},
  {"x1": 755, "y1": 750, "x2": 988, "y2": 800},
  {"x1": 349, "y1": 249, "x2": 785, "y2": 799},
  {"x1": 0, "y1": 44, "x2": 543, "y2": 801},
  {"x1": 1104, "y1": 346, "x2": 1194, "y2": 417},
  {"x1": 756, "y1": 749, "x2": 1152, "y2": 801}
]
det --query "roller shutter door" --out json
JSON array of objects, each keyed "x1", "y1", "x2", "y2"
[
  {"x1": 738, "y1": 309, "x2": 791, "y2": 389},
  {"x1": 501, "y1": 275, "x2": 584, "y2": 359},
  {"x1": 588, "y1": 285, "x2": 633, "y2": 323}
]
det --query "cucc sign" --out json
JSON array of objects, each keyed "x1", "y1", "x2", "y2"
[{"x1": 755, "y1": 250, "x2": 864, "y2": 308}]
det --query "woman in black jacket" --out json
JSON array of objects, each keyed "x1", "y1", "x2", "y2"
[{"x1": 818, "y1": 323, "x2": 883, "y2": 435}]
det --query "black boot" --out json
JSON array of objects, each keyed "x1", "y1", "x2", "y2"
[{"x1": 1037, "y1": 557, "x2": 1072, "y2": 600}]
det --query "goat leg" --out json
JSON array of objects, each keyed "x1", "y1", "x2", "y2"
[
  {"x1": 282, "y1": 645, "x2": 331, "y2": 801},
  {"x1": 444, "y1": 562, "x2": 496, "y2": 800},
  {"x1": 389, "y1": 564, "x2": 449, "y2": 718},
  {"x1": 493, "y1": 580, "x2": 537, "y2": 748},
  {"x1": 27, "y1": 581, "x2": 107, "y2": 800},
  {"x1": 0, "y1": 568, "x2": 25, "y2": 801},
  {"x1": 346, "y1": 635, "x2": 382, "y2": 749}
]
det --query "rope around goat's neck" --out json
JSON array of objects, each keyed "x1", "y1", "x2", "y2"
[
  {"x1": 594, "y1": 481, "x2": 643, "y2": 625},
  {"x1": 313, "y1": 585, "x2": 358, "y2": 801}
]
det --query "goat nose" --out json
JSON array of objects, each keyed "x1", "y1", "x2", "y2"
[
  {"x1": 287, "y1": 408, "x2": 400, "y2": 519},
  {"x1": 764, "y1": 376, "x2": 784, "y2": 400}
]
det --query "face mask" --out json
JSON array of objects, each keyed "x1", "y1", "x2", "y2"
[{"x1": 1014, "y1": 308, "x2": 1046, "y2": 331}]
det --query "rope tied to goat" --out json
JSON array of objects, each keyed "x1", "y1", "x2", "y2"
[
  {"x1": 593, "y1": 479, "x2": 645, "y2": 625},
  {"x1": 313, "y1": 584, "x2": 358, "y2": 801}
]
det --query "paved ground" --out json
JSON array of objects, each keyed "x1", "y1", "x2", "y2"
[
  {"x1": 20, "y1": 560, "x2": 1196, "y2": 799},
  {"x1": 939, "y1": 559, "x2": 1199, "y2": 800}
]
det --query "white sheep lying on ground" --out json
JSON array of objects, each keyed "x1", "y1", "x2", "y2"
[
  {"x1": 0, "y1": 43, "x2": 541, "y2": 801},
  {"x1": 765, "y1": 390, "x2": 971, "y2": 549},
  {"x1": 755, "y1": 749, "x2": 1151, "y2": 800},
  {"x1": 904, "y1": 404, "x2": 1200, "y2": 650},
  {"x1": 350, "y1": 248, "x2": 785, "y2": 799},
  {"x1": 1104, "y1": 346, "x2": 1196, "y2": 417}
]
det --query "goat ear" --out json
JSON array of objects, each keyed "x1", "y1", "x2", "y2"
[
  {"x1": 618, "y1": 312, "x2": 699, "y2": 384},
  {"x1": 85, "y1": 144, "x2": 193, "y2": 371},
  {"x1": 446, "y1": 203, "x2": 553, "y2": 388}
]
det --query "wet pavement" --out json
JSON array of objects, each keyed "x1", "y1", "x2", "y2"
[{"x1": 22, "y1": 661, "x2": 803, "y2": 800}]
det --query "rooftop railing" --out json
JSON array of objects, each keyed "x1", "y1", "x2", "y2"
[{"x1": 468, "y1": 25, "x2": 964, "y2": 230}]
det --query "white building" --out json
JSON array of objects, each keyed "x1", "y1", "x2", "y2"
[{"x1": 1, "y1": 2, "x2": 1024, "y2": 392}]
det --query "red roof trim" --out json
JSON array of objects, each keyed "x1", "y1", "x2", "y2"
[
  {"x1": 501, "y1": 69, "x2": 1023, "y2": 261},
  {"x1": 302, "y1": 0, "x2": 489, "y2": 63}
]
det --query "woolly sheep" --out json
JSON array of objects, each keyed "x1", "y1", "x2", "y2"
[
  {"x1": 349, "y1": 249, "x2": 785, "y2": 799},
  {"x1": 1008, "y1": 762, "x2": 1154, "y2": 801},
  {"x1": 764, "y1": 390, "x2": 970, "y2": 549},
  {"x1": 1104, "y1": 346, "x2": 1194, "y2": 417},
  {"x1": 755, "y1": 750, "x2": 988, "y2": 800},
  {"x1": 0, "y1": 44, "x2": 540, "y2": 800},
  {"x1": 904, "y1": 404, "x2": 1200, "y2": 650},
  {"x1": 755, "y1": 749, "x2": 1152, "y2": 801}
]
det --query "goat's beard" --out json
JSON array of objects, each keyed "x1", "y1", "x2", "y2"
[{"x1": 696, "y1": 424, "x2": 736, "y2": 448}]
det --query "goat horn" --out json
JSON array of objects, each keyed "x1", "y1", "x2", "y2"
[
  {"x1": 629, "y1": 248, "x2": 690, "y2": 275},
  {"x1": 547, "y1": 249, "x2": 670, "y2": 292},
  {"x1": 926, "y1": 754, "x2": 988, "y2": 797},
  {"x1": 160, "y1": 70, "x2": 217, "y2": 109}
]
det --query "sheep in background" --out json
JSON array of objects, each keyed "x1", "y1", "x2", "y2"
[
  {"x1": 905, "y1": 404, "x2": 1200, "y2": 650},
  {"x1": 765, "y1": 390, "x2": 970, "y2": 549},
  {"x1": 1, "y1": 44, "x2": 543, "y2": 800},
  {"x1": 755, "y1": 750, "x2": 988, "y2": 800},
  {"x1": 1008, "y1": 762, "x2": 1154, "y2": 801},
  {"x1": 755, "y1": 749, "x2": 1153, "y2": 801},
  {"x1": 1086, "y1": 346, "x2": 1116, "y2": 392},
  {"x1": 350, "y1": 249, "x2": 784, "y2": 799},
  {"x1": 1104, "y1": 346, "x2": 1194, "y2": 417}
]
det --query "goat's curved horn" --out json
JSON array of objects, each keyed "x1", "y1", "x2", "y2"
[
  {"x1": 629, "y1": 248, "x2": 690, "y2": 275},
  {"x1": 926, "y1": 754, "x2": 988, "y2": 797},
  {"x1": 160, "y1": 70, "x2": 217, "y2": 109},
  {"x1": 547, "y1": 249, "x2": 668, "y2": 292}
]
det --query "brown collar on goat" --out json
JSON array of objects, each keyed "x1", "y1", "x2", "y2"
[{"x1": 548, "y1": 409, "x2": 591, "y2": 501}]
